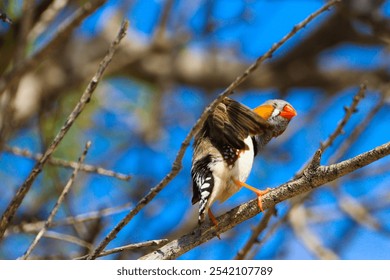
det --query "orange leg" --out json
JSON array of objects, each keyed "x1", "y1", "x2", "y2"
[
  {"x1": 208, "y1": 209, "x2": 221, "y2": 240},
  {"x1": 232, "y1": 178, "x2": 271, "y2": 212}
]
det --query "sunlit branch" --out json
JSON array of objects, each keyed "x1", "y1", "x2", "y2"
[
  {"x1": 0, "y1": 20, "x2": 129, "y2": 241},
  {"x1": 75, "y1": 239, "x2": 169, "y2": 260},
  {"x1": 4, "y1": 145, "x2": 131, "y2": 181},
  {"x1": 5, "y1": 203, "x2": 132, "y2": 236},
  {"x1": 28, "y1": 0, "x2": 70, "y2": 43},
  {"x1": 21, "y1": 141, "x2": 91, "y2": 260},
  {"x1": 86, "y1": 0, "x2": 341, "y2": 260},
  {"x1": 140, "y1": 141, "x2": 390, "y2": 259}
]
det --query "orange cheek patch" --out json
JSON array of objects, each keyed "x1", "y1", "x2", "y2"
[{"x1": 253, "y1": 104, "x2": 274, "y2": 120}]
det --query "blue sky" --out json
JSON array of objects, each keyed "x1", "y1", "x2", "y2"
[{"x1": 1, "y1": 0, "x2": 390, "y2": 260}]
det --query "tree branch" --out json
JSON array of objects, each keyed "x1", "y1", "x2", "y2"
[
  {"x1": 296, "y1": 83, "x2": 366, "y2": 176},
  {"x1": 0, "y1": 0, "x2": 107, "y2": 96},
  {"x1": 234, "y1": 207, "x2": 276, "y2": 260},
  {"x1": 28, "y1": 0, "x2": 70, "y2": 43},
  {"x1": 85, "y1": 0, "x2": 341, "y2": 260},
  {"x1": 4, "y1": 145, "x2": 131, "y2": 181},
  {"x1": 140, "y1": 141, "x2": 390, "y2": 260},
  {"x1": 5, "y1": 203, "x2": 132, "y2": 236},
  {"x1": 75, "y1": 239, "x2": 169, "y2": 260},
  {"x1": 329, "y1": 95, "x2": 384, "y2": 164},
  {"x1": 21, "y1": 141, "x2": 91, "y2": 260},
  {"x1": 320, "y1": 83, "x2": 366, "y2": 151},
  {"x1": 0, "y1": 20, "x2": 129, "y2": 241}
]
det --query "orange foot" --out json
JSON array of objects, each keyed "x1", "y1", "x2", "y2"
[
  {"x1": 208, "y1": 209, "x2": 221, "y2": 240},
  {"x1": 232, "y1": 178, "x2": 271, "y2": 211}
]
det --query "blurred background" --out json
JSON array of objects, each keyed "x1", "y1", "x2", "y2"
[{"x1": 1, "y1": 0, "x2": 390, "y2": 260}]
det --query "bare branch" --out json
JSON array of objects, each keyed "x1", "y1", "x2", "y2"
[
  {"x1": 5, "y1": 203, "x2": 132, "y2": 236},
  {"x1": 329, "y1": 96, "x2": 384, "y2": 164},
  {"x1": 297, "y1": 83, "x2": 366, "y2": 176},
  {"x1": 152, "y1": 0, "x2": 174, "y2": 45},
  {"x1": 21, "y1": 141, "x2": 91, "y2": 260},
  {"x1": 75, "y1": 239, "x2": 169, "y2": 260},
  {"x1": 86, "y1": 0, "x2": 340, "y2": 260},
  {"x1": 4, "y1": 145, "x2": 131, "y2": 181},
  {"x1": 0, "y1": 20, "x2": 129, "y2": 240},
  {"x1": 0, "y1": 0, "x2": 107, "y2": 96},
  {"x1": 35, "y1": 230, "x2": 93, "y2": 251},
  {"x1": 140, "y1": 141, "x2": 390, "y2": 259},
  {"x1": 234, "y1": 207, "x2": 276, "y2": 260},
  {"x1": 320, "y1": 83, "x2": 366, "y2": 151},
  {"x1": 28, "y1": 0, "x2": 70, "y2": 43}
]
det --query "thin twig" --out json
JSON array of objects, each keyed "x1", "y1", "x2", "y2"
[
  {"x1": 249, "y1": 209, "x2": 291, "y2": 259},
  {"x1": 327, "y1": 97, "x2": 386, "y2": 237},
  {"x1": 5, "y1": 203, "x2": 132, "y2": 236},
  {"x1": 140, "y1": 140, "x2": 390, "y2": 259},
  {"x1": 320, "y1": 83, "x2": 367, "y2": 152},
  {"x1": 75, "y1": 239, "x2": 169, "y2": 260},
  {"x1": 4, "y1": 145, "x2": 131, "y2": 181},
  {"x1": 152, "y1": 0, "x2": 174, "y2": 45},
  {"x1": 329, "y1": 96, "x2": 384, "y2": 164},
  {"x1": 86, "y1": 0, "x2": 340, "y2": 260},
  {"x1": 0, "y1": 0, "x2": 107, "y2": 96},
  {"x1": 35, "y1": 230, "x2": 93, "y2": 251},
  {"x1": 296, "y1": 83, "x2": 367, "y2": 176},
  {"x1": 234, "y1": 207, "x2": 276, "y2": 260},
  {"x1": 0, "y1": 20, "x2": 129, "y2": 240},
  {"x1": 28, "y1": 0, "x2": 70, "y2": 43},
  {"x1": 21, "y1": 141, "x2": 91, "y2": 260}
]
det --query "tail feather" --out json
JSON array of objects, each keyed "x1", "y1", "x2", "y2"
[{"x1": 191, "y1": 155, "x2": 214, "y2": 224}]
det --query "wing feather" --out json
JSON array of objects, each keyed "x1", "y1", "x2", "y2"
[{"x1": 207, "y1": 97, "x2": 270, "y2": 150}]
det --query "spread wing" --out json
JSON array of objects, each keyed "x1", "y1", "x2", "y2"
[{"x1": 207, "y1": 97, "x2": 270, "y2": 150}]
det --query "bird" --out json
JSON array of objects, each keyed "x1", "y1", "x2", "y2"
[{"x1": 191, "y1": 97, "x2": 297, "y2": 232}]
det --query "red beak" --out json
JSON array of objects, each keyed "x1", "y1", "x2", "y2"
[{"x1": 279, "y1": 104, "x2": 297, "y2": 120}]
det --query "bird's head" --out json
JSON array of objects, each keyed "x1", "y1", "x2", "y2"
[{"x1": 253, "y1": 99, "x2": 297, "y2": 137}]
